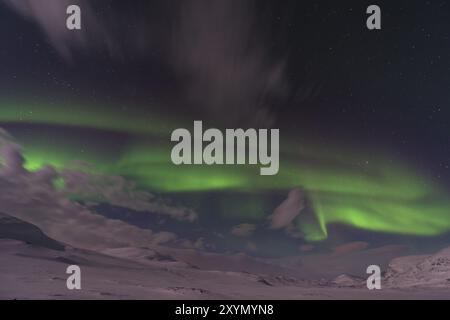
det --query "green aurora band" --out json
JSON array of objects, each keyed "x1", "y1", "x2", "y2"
[
  {"x1": 117, "y1": 143, "x2": 450, "y2": 241},
  {"x1": 1, "y1": 98, "x2": 450, "y2": 241}
]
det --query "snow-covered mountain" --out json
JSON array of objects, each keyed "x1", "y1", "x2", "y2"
[
  {"x1": 0, "y1": 212, "x2": 64, "y2": 251},
  {"x1": 385, "y1": 247, "x2": 450, "y2": 288}
]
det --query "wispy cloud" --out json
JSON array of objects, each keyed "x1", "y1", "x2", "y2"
[
  {"x1": 61, "y1": 168, "x2": 197, "y2": 222},
  {"x1": 1, "y1": 0, "x2": 116, "y2": 60},
  {"x1": 169, "y1": 0, "x2": 288, "y2": 126},
  {"x1": 269, "y1": 188, "x2": 304, "y2": 230}
]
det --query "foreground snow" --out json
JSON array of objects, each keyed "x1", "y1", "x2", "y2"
[
  {"x1": 1, "y1": 239, "x2": 449, "y2": 300},
  {"x1": 1, "y1": 213, "x2": 449, "y2": 299}
]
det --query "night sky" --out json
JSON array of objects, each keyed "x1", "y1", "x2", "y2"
[{"x1": 0, "y1": 0, "x2": 449, "y2": 257}]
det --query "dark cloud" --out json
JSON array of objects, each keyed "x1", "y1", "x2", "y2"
[
  {"x1": 332, "y1": 242, "x2": 369, "y2": 256},
  {"x1": 230, "y1": 223, "x2": 256, "y2": 237},
  {"x1": 298, "y1": 244, "x2": 315, "y2": 252}
]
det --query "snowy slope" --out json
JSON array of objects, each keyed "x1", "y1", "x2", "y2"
[{"x1": 385, "y1": 247, "x2": 450, "y2": 288}]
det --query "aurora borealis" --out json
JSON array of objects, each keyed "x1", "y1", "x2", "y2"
[
  {"x1": 1, "y1": 0, "x2": 450, "y2": 257},
  {"x1": 1, "y1": 97, "x2": 449, "y2": 243}
]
